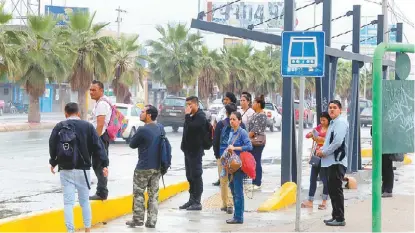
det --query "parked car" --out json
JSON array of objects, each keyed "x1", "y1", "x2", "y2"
[
  {"x1": 114, "y1": 103, "x2": 144, "y2": 143},
  {"x1": 294, "y1": 100, "x2": 315, "y2": 128},
  {"x1": 264, "y1": 102, "x2": 282, "y2": 132},
  {"x1": 158, "y1": 96, "x2": 211, "y2": 132},
  {"x1": 0, "y1": 100, "x2": 4, "y2": 115},
  {"x1": 348, "y1": 98, "x2": 373, "y2": 114},
  {"x1": 208, "y1": 99, "x2": 223, "y2": 117},
  {"x1": 360, "y1": 107, "x2": 372, "y2": 127}
]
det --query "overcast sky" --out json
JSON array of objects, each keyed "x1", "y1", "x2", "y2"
[{"x1": 5, "y1": 0, "x2": 415, "y2": 71}]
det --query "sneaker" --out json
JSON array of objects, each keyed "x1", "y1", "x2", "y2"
[
  {"x1": 253, "y1": 185, "x2": 261, "y2": 190},
  {"x1": 179, "y1": 201, "x2": 192, "y2": 210},
  {"x1": 145, "y1": 222, "x2": 156, "y2": 228},
  {"x1": 213, "y1": 179, "x2": 220, "y2": 186},
  {"x1": 226, "y1": 207, "x2": 233, "y2": 214},
  {"x1": 186, "y1": 203, "x2": 202, "y2": 211},
  {"x1": 220, "y1": 207, "x2": 227, "y2": 212},
  {"x1": 126, "y1": 220, "x2": 144, "y2": 227},
  {"x1": 89, "y1": 195, "x2": 107, "y2": 201},
  {"x1": 382, "y1": 192, "x2": 393, "y2": 198},
  {"x1": 226, "y1": 218, "x2": 243, "y2": 224},
  {"x1": 325, "y1": 220, "x2": 346, "y2": 226},
  {"x1": 323, "y1": 218, "x2": 334, "y2": 224}
]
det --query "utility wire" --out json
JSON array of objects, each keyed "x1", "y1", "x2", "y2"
[
  {"x1": 247, "y1": 0, "x2": 323, "y2": 30},
  {"x1": 340, "y1": 29, "x2": 395, "y2": 50},
  {"x1": 304, "y1": 10, "x2": 353, "y2": 31},
  {"x1": 331, "y1": 20, "x2": 378, "y2": 39},
  {"x1": 197, "y1": 0, "x2": 242, "y2": 20}
]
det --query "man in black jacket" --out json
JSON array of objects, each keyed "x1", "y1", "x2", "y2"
[
  {"x1": 49, "y1": 102, "x2": 108, "y2": 233},
  {"x1": 180, "y1": 96, "x2": 206, "y2": 211}
]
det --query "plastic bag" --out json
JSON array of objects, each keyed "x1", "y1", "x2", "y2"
[{"x1": 240, "y1": 151, "x2": 256, "y2": 179}]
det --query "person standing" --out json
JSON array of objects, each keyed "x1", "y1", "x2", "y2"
[
  {"x1": 238, "y1": 93, "x2": 255, "y2": 126},
  {"x1": 301, "y1": 112, "x2": 331, "y2": 210},
  {"x1": 126, "y1": 105, "x2": 163, "y2": 228},
  {"x1": 49, "y1": 102, "x2": 109, "y2": 233},
  {"x1": 212, "y1": 92, "x2": 237, "y2": 186},
  {"x1": 180, "y1": 96, "x2": 207, "y2": 211},
  {"x1": 248, "y1": 95, "x2": 267, "y2": 190},
  {"x1": 223, "y1": 111, "x2": 252, "y2": 224},
  {"x1": 316, "y1": 100, "x2": 349, "y2": 227},
  {"x1": 89, "y1": 80, "x2": 111, "y2": 201}
]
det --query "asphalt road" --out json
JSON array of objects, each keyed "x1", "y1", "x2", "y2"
[{"x1": 0, "y1": 124, "x2": 371, "y2": 220}]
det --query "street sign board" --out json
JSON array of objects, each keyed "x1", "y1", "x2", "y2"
[
  {"x1": 281, "y1": 31, "x2": 325, "y2": 77},
  {"x1": 45, "y1": 5, "x2": 89, "y2": 26},
  {"x1": 360, "y1": 24, "x2": 396, "y2": 46}
]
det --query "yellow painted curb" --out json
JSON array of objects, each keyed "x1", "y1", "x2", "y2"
[
  {"x1": 404, "y1": 154, "x2": 412, "y2": 165},
  {"x1": 362, "y1": 147, "x2": 372, "y2": 158},
  {"x1": 257, "y1": 182, "x2": 296, "y2": 212},
  {"x1": 0, "y1": 181, "x2": 189, "y2": 232}
]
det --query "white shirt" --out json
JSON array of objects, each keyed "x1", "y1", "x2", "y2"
[
  {"x1": 91, "y1": 95, "x2": 112, "y2": 135},
  {"x1": 238, "y1": 108, "x2": 255, "y2": 126},
  {"x1": 215, "y1": 107, "x2": 226, "y2": 123}
]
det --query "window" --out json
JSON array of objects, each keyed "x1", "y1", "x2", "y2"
[
  {"x1": 163, "y1": 98, "x2": 186, "y2": 107},
  {"x1": 265, "y1": 103, "x2": 274, "y2": 110},
  {"x1": 116, "y1": 106, "x2": 128, "y2": 116}
]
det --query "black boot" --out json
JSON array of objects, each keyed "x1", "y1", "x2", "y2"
[
  {"x1": 212, "y1": 179, "x2": 220, "y2": 186},
  {"x1": 179, "y1": 195, "x2": 194, "y2": 209}
]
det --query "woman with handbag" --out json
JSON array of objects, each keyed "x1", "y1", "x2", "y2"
[
  {"x1": 301, "y1": 112, "x2": 331, "y2": 210},
  {"x1": 248, "y1": 95, "x2": 267, "y2": 190},
  {"x1": 222, "y1": 111, "x2": 252, "y2": 224}
]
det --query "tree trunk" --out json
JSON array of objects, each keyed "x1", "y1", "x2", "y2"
[
  {"x1": 28, "y1": 94, "x2": 41, "y2": 123},
  {"x1": 78, "y1": 89, "x2": 88, "y2": 120}
]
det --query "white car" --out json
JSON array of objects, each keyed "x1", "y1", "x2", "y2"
[
  {"x1": 114, "y1": 103, "x2": 144, "y2": 143},
  {"x1": 264, "y1": 102, "x2": 282, "y2": 132}
]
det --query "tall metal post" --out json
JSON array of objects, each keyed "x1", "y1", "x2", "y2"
[
  {"x1": 195, "y1": 0, "x2": 201, "y2": 97},
  {"x1": 348, "y1": 5, "x2": 361, "y2": 173},
  {"x1": 377, "y1": 15, "x2": 387, "y2": 80},
  {"x1": 281, "y1": 0, "x2": 296, "y2": 185},
  {"x1": 321, "y1": 0, "x2": 333, "y2": 115},
  {"x1": 395, "y1": 23, "x2": 403, "y2": 80}
]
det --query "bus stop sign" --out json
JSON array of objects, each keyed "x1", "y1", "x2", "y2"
[{"x1": 281, "y1": 31, "x2": 326, "y2": 77}]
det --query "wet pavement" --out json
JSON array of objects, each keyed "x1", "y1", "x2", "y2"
[
  {"x1": 0, "y1": 112, "x2": 64, "y2": 123},
  {"x1": 0, "y1": 124, "x2": 372, "y2": 220}
]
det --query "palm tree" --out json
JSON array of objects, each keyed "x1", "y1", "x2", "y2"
[
  {"x1": 335, "y1": 60, "x2": 352, "y2": 107},
  {"x1": 197, "y1": 46, "x2": 229, "y2": 105},
  {"x1": 111, "y1": 35, "x2": 147, "y2": 103},
  {"x1": 147, "y1": 23, "x2": 202, "y2": 95},
  {"x1": 64, "y1": 11, "x2": 112, "y2": 119},
  {"x1": 0, "y1": 3, "x2": 20, "y2": 79},
  {"x1": 16, "y1": 16, "x2": 68, "y2": 123},
  {"x1": 221, "y1": 43, "x2": 253, "y2": 95}
]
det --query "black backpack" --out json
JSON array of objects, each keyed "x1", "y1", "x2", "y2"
[
  {"x1": 202, "y1": 119, "x2": 214, "y2": 150},
  {"x1": 157, "y1": 124, "x2": 172, "y2": 188},
  {"x1": 56, "y1": 122, "x2": 90, "y2": 189}
]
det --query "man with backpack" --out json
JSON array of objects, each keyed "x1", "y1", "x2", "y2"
[
  {"x1": 89, "y1": 80, "x2": 111, "y2": 200},
  {"x1": 49, "y1": 102, "x2": 109, "y2": 233},
  {"x1": 126, "y1": 105, "x2": 168, "y2": 228},
  {"x1": 180, "y1": 96, "x2": 207, "y2": 211}
]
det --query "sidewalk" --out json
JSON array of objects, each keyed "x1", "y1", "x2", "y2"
[
  {"x1": 0, "y1": 121, "x2": 58, "y2": 132},
  {"x1": 91, "y1": 159, "x2": 414, "y2": 232}
]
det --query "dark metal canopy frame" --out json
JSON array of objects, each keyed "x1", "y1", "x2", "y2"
[{"x1": 191, "y1": 0, "x2": 399, "y2": 184}]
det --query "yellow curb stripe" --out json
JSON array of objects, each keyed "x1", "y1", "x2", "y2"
[
  {"x1": 0, "y1": 181, "x2": 189, "y2": 232},
  {"x1": 257, "y1": 182, "x2": 296, "y2": 212}
]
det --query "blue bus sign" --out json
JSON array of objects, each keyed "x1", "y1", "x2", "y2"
[{"x1": 281, "y1": 31, "x2": 325, "y2": 77}]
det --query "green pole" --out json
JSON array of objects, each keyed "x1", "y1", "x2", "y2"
[{"x1": 372, "y1": 43, "x2": 414, "y2": 232}]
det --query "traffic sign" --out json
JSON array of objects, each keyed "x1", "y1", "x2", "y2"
[{"x1": 281, "y1": 31, "x2": 325, "y2": 77}]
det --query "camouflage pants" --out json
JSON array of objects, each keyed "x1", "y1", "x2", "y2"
[{"x1": 132, "y1": 169, "x2": 161, "y2": 225}]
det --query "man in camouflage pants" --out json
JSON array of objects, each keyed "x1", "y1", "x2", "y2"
[{"x1": 126, "y1": 105, "x2": 164, "y2": 228}]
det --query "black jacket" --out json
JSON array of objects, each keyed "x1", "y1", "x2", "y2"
[
  {"x1": 49, "y1": 119, "x2": 109, "y2": 170},
  {"x1": 181, "y1": 109, "x2": 206, "y2": 154}
]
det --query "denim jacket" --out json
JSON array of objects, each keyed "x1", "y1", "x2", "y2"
[{"x1": 226, "y1": 127, "x2": 253, "y2": 156}]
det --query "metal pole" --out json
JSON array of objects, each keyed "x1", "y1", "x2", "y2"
[
  {"x1": 372, "y1": 42, "x2": 414, "y2": 232},
  {"x1": 281, "y1": 0, "x2": 296, "y2": 185},
  {"x1": 321, "y1": 0, "x2": 332, "y2": 113},
  {"x1": 295, "y1": 77, "x2": 305, "y2": 232},
  {"x1": 382, "y1": 0, "x2": 389, "y2": 78},
  {"x1": 195, "y1": 0, "x2": 201, "y2": 97},
  {"x1": 395, "y1": 23, "x2": 403, "y2": 80}
]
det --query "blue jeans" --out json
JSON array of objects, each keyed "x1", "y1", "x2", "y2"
[
  {"x1": 251, "y1": 145, "x2": 265, "y2": 186},
  {"x1": 60, "y1": 170, "x2": 91, "y2": 232},
  {"x1": 229, "y1": 169, "x2": 244, "y2": 222},
  {"x1": 308, "y1": 163, "x2": 328, "y2": 201}
]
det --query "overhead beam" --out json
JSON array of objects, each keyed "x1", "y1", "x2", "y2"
[{"x1": 191, "y1": 19, "x2": 395, "y2": 67}]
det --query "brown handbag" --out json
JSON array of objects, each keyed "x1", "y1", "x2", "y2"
[{"x1": 251, "y1": 134, "x2": 266, "y2": 146}]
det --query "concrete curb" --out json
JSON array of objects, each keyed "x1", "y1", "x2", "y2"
[
  {"x1": 257, "y1": 182, "x2": 296, "y2": 212},
  {"x1": 0, "y1": 122, "x2": 57, "y2": 132},
  {"x1": 0, "y1": 181, "x2": 189, "y2": 232}
]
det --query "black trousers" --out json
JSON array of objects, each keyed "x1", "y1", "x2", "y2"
[
  {"x1": 93, "y1": 132, "x2": 109, "y2": 198},
  {"x1": 184, "y1": 151, "x2": 203, "y2": 204},
  {"x1": 328, "y1": 164, "x2": 346, "y2": 222},
  {"x1": 382, "y1": 155, "x2": 394, "y2": 193}
]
